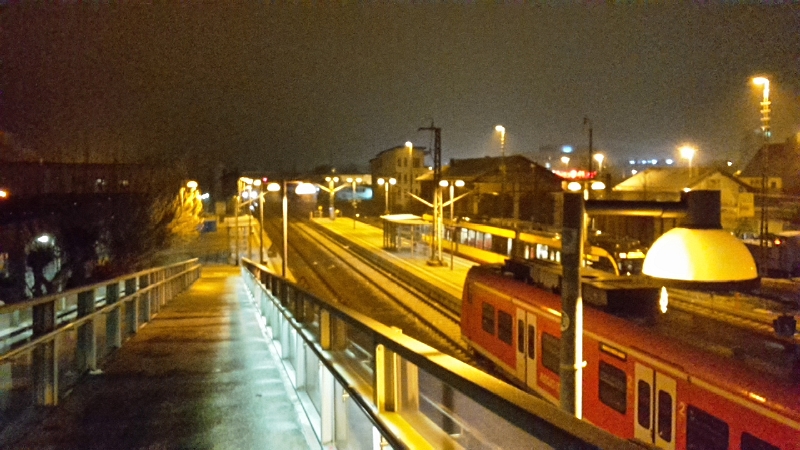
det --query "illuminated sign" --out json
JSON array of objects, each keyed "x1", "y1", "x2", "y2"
[{"x1": 552, "y1": 170, "x2": 597, "y2": 180}]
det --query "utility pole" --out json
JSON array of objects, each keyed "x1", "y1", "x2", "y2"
[
  {"x1": 419, "y1": 122, "x2": 444, "y2": 265},
  {"x1": 584, "y1": 117, "x2": 593, "y2": 174}
]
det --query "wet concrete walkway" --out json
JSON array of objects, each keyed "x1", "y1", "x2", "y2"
[{"x1": 5, "y1": 265, "x2": 314, "y2": 450}]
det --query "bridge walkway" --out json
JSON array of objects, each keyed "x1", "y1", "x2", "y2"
[{"x1": 5, "y1": 265, "x2": 314, "y2": 450}]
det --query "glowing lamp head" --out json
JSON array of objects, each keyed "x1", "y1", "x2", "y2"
[
  {"x1": 377, "y1": 178, "x2": 385, "y2": 185},
  {"x1": 495, "y1": 125, "x2": 505, "y2": 134},
  {"x1": 567, "y1": 181, "x2": 582, "y2": 192},
  {"x1": 752, "y1": 76, "x2": 769, "y2": 87},
  {"x1": 266, "y1": 182, "x2": 281, "y2": 192},
  {"x1": 294, "y1": 182, "x2": 317, "y2": 195},
  {"x1": 455, "y1": 180, "x2": 465, "y2": 187},
  {"x1": 186, "y1": 180, "x2": 198, "y2": 189},
  {"x1": 389, "y1": 178, "x2": 396, "y2": 185},
  {"x1": 439, "y1": 180, "x2": 449, "y2": 187},
  {"x1": 642, "y1": 228, "x2": 758, "y2": 289}
]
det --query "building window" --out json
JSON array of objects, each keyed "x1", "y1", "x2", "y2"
[
  {"x1": 498, "y1": 310, "x2": 512, "y2": 345},
  {"x1": 481, "y1": 302, "x2": 495, "y2": 335},
  {"x1": 541, "y1": 333, "x2": 560, "y2": 374},
  {"x1": 598, "y1": 361, "x2": 627, "y2": 414}
]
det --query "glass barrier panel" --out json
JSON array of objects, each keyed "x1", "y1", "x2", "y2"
[
  {"x1": 304, "y1": 349, "x2": 322, "y2": 416},
  {"x1": 334, "y1": 379, "x2": 376, "y2": 450},
  {"x1": 57, "y1": 294, "x2": 78, "y2": 326},
  {"x1": 416, "y1": 367, "x2": 553, "y2": 450},
  {"x1": 57, "y1": 327, "x2": 80, "y2": 394},
  {"x1": 0, "y1": 349, "x2": 33, "y2": 426}
]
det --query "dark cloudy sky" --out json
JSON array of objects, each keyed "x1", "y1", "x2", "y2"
[{"x1": 2, "y1": 4, "x2": 798, "y2": 174}]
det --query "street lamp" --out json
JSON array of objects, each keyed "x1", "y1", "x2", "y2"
[
  {"x1": 495, "y1": 125, "x2": 506, "y2": 217},
  {"x1": 405, "y1": 141, "x2": 413, "y2": 209},
  {"x1": 679, "y1": 145, "x2": 696, "y2": 177},
  {"x1": 561, "y1": 155, "x2": 570, "y2": 167},
  {"x1": 593, "y1": 153, "x2": 605, "y2": 173},
  {"x1": 319, "y1": 176, "x2": 346, "y2": 220},
  {"x1": 753, "y1": 76, "x2": 771, "y2": 141},
  {"x1": 439, "y1": 179, "x2": 466, "y2": 221},
  {"x1": 377, "y1": 177, "x2": 396, "y2": 215},
  {"x1": 753, "y1": 76, "x2": 772, "y2": 274},
  {"x1": 346, "y1": 177, "x2": 362, "y2": 228},
  {"x1": 266, "y1": 181, "x2": 316, "y2": 278}
]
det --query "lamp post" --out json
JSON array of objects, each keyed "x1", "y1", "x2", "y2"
[
  {"x1": 253, "y1": 179, "x2": 264, "y2": 263},
  {"x1": 266, "y1": 181, "x2": 316, "y2": 278},
  {"x1": 593, "y1": 153, "x2": 605, "y2": 174},
  {"x1": 377, "y1": 177, "x2": 396, "y2": 215},
  {"x1": 584, "y1": 117, "x2": 593, "y2": 173},
  {"x1": 495, "y1": 125, "x2": 506, "y2": 218},
  {"x1": 679, "y1": 145, "x2": 696, "y2": 178},
  {"x1": 559, "y1": 190, "x2": 758, "y2": 419},
  {"x1": 405, "y1": 141, "x2": 413, "y2": 209},
  {"x1": 346, "y1": 177, "x2": 362, "y2": 228},
  {"x1": 318, "y1": 176, "x2": 346, "y2": 221},
  {"x1": 753, "y1": 76, "x2": 772, "y2": 275}
]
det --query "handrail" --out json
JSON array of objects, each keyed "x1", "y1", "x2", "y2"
[
  {"x1": 240, "y1": 257, "x2": 646, "y2": 449},
  {"x1": 0, "y1": 258, "x2": 201, "y2": 429},
  {"x1": 0, "y1": 258, "x2": 199, "y2": 313}
]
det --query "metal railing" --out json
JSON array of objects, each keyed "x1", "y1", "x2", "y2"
[
  {"x1": 0, "y1": 259, "x2": 201, "y2": 426},
  {"x1": 240, "y1": 257, "x2": 643, "y2": 450}
]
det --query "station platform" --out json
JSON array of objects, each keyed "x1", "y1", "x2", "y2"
[
  {"x1": 310, "y1": 217, "x2": 477, "y2": 299},
  {"x1": 4, "y1": 265, "x2": 315, "y2": 450}
]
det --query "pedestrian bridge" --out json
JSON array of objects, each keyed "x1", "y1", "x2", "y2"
[{"x1": 0, "y1": 258, "x2": 640, "y2": 449}]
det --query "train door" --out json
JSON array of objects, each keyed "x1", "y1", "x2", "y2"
[
  {"x1": 515, "y1": 308, "x2": 537, "y2": 389},
  {"x1": 634, "y1": 364, "x2": 677, "y2": 450}
]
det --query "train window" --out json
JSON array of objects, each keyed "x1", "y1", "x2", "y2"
[
  {"x1": 541, "y1": 333, "x2": 560, "y2": 374},
  {"x1": 598, "y1": 361, "x2": 627, "y2": 414},
  {"x1": 498, "y1": 310, "x2": 513, "y2": 345},
  {"x1": 686, "y1": 405, "x2": 729, "y2": 450},
  {"x1": 482, "y1": 303, "x2": 495, "y2": 335},
  {"x1": 517, "y1": 320, "x2": 525, "y2": 353},
  {"x1": 657, "y1": 390, "x2": 673, "y2": 442},
  {"x1": 741, "y1": 432, "x2": 779, "y2": 450},
  {"x1": 527, "y1": 325, "x2": 536, "y2": 359},
  {"x1": 637, "y1": 380, "x2": 651, "y2": 428}
]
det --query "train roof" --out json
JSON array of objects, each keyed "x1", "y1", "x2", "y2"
[{"x1": 466, "y1": 265, "x2": 800, "y2": 423}]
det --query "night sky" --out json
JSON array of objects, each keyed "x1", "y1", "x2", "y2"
[{"x1": 2, "y1": 4, "x2": 798, "y2": 174}]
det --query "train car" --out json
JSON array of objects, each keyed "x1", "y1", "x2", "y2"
[
  {"x1": 435, "y1": 218, "x2": 622, "y2": 275},
  {"x1": 461, "y1": 260, "x2": 800, "y2": 449}
]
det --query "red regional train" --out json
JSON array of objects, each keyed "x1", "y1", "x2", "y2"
[{"x1": 461, "y1": 259, "x2": 800, "y2": 449}]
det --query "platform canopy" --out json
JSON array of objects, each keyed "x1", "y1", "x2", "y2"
[{"x1": 380, "y1": 214, "x2": 429, "y2": 225}]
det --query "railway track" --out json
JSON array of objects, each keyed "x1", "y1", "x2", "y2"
[{"x1": 262, "y1": 217, "x2": 474, "y2": 364}]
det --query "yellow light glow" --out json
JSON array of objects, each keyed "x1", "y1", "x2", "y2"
[
  {"x1": 295, "y1": 183, "x2": 317, "y2": 195},
  {"x1": 544, "y1": 307, "x2": 562, "y2": 317},
  {"x1": 455, "y1": 180, "x2": 465, "y2": 187},
  {"x1": 439, "y1": 180, "x2": 449, "y2": 187},
  {"x1": 748, "y1": 392, "x2": 767, "y2": 403},
  {"x1": 266, "y1": 182, "x2": 281, "y2": 192},
  {"x1": 642, "y1": 228, "x2": 757, "y2": 282},
  {"x1": 495, "y1": 125, "x2": 505, "y2": 134},
  {"x1": 377, "y1": 178, "x2": 385, "y2": 185},
  {"x1": 567, "y1": 181, "x2": 582, "y2": 191},
  {"x1": 679, "y1": 145, "x2": 696, "y2": 161},
  {"x1": 590, "y1": 181, "x2": 606, "y2": 190},
  {"x1": 0, "y1": 189, "x2": 7, "y2": 198},
  {"x1": 659, "y1": 287, "x2": 669, "y2": 313},
  {"x1": 186, "y1": 180, "x2": 198, "y2": 189},
  {"x1": 561, "y1": 156, "x2": 570, "y2": 164},
  {"x1": 389, "y1": 178, "x2": 396, "y2": 185},
  {"x1": 593, "y1": 153, "x2": 605, "y2": 164},
  {"x1": 405, "y1": 141, "x2": 413, "y2": 149},
  {"x1": 752, "y1": 77, "x2": 769, "y2": 87},
  {"x1": 253, "y1": 179, "x2": 261, "y2": 187}
]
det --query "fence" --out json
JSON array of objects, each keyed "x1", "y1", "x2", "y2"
[
  {"x1": 241, "y1": 257, "x2": 642, "y2": 450},
  {"x1": 0, "y1": 259, "x2": 201, "y2": 427}
]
